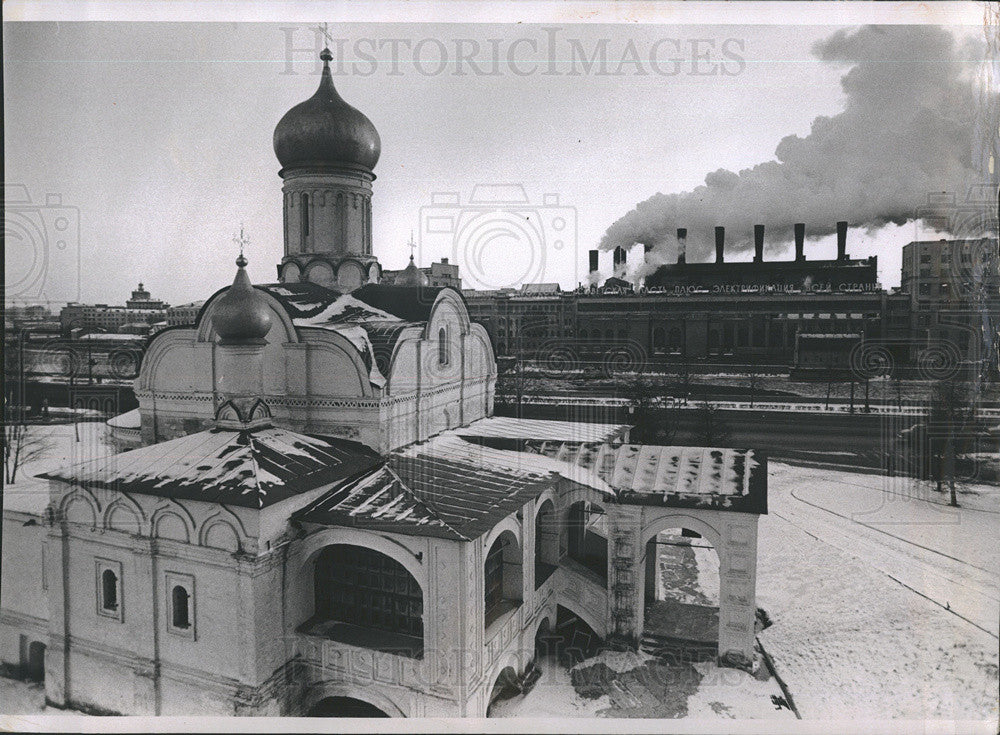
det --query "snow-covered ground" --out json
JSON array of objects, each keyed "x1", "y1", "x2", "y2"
[{"x1": 758, "y1": 462, "x2": 999, "y2": 721}]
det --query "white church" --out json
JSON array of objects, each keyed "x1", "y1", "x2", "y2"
[{"x1": 0, "y1": 47, "x2": 767, "y2": 718}]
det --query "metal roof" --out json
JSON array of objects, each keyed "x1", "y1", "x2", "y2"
[{"x1": 38, "y1": 426, "x2": 382, "y2": 509}]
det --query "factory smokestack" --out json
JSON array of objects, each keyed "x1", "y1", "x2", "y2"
[
  {"x1": 753, "y1": 225, "x2": 765, "y2": 263},
  {"x1": 589, "y1": 250, "x2": 599, "y2": 274},
  {"x1": 837, "y1": 221, "x2": 848, "y2": 260},
  {"x1": 714, "y1": 226, "x2": 725, "y2": 264},
  {"x1": 677, "y1": 228, "x2": 687, "y2": 265},
  {"x1": 613, "y1": 246, "x2": 627, "y2": 270},
  {"x1": 794, "y1": 223, "x2": 805, "y2": 262}
]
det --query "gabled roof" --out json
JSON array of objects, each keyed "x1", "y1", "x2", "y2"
[{"x1": 38, "y1": 426, "x2": 382, "y2": 510}]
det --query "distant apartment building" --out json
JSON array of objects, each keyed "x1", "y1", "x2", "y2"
[
  {"x1": 382, "y1": 258, "x2": 462, "y2": 289},
  {"x1": 166, "y1": 301, "x2": 205, "y2": 327},
  {"x1": 60, "y1": 283, "x2": 169, "y2": 335}
]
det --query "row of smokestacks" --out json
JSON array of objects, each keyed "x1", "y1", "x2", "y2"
[{"x1": 588, "y1": 221, "x2": 852, "y2": 273}]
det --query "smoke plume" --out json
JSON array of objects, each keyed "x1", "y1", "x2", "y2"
[{"x1": 599, "y1": 25, "x2": 996, "y2": 260}]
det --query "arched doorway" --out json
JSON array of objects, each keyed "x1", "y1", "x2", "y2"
[
  {"x1": 486, "y1": 666, "x2": 520, "y2": 717},
  {"x1": 642, "y1": 527, "x2": 720, "y2": 662},
  {"x1": 534, "y1": 499, "x2": 557, "y2": 588},
  {"x1": 485, "y1": 530, "x2": 522, "y2": 628},
  {"x1": 310, "y1": 544, "x2": 423, "y2": 658},
  {"x1": 566, "y1": 501, "x2": 608, "y2": 584},
  {"x1": 307, "y1": 696, "x2": 390, "y2": 717}
]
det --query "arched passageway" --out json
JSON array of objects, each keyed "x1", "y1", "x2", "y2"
[
  {"x1": 486, "y1": 666, "x2": 520, "y2": 717},
  {"x1": 307, "y1": 696, "x2": 391, "y2": 717},
  {"x1": 309, "y1": 544, "x2": 423, "y2": 658},
  {"x1": 26, "y1": 641, "x2": 45, "y2": 682},
  {"x1": 642, "y1": 527, "x2": 720, "y2": 661},
  {"x1": 534, "y1": 499, "x2": 558, "y2": 588},
  {"x1": 566, "y1": 501, "x2": 608, "y2": 584},
  {"x1": 485, "y1": 530, "x2": 523, "y2": 628}
]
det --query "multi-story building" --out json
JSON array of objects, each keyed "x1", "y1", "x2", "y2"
[
  {"x1": 900, "y1": 237, "x2": 1000, "y2": 372},
  {"x1": 165, "y1": 301, "x2": 205, "y2": 327},
  {"x1": 382, "y1": 257, "x2": 462, "y2": 289},
  {"x1": 60, "y1": 283, "x2": 169, "y2": 336}
]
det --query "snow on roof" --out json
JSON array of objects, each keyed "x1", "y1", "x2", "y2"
[
  {"x1": 295, "y1": 440, "x2": 554, "y2": 540},
  {"x1": 106, "y1": 408, "x2": 140, "y2": 429},
  {"x1": 79, "y1": 333, "x2": 145, "y2": 341},
  {"x1": 460, "y1": 416, "x2": 629, "y2": 444},
  {"x1": 38, "y1": 426, "x2": 382, "y2": 509}
]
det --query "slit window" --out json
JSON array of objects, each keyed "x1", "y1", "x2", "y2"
[
  {"x1": 301, "y1": 193, "x2": 310, "y2": 243},
  {"x1": 438, "y1": 326, "x2": 449, "y2": 366}
]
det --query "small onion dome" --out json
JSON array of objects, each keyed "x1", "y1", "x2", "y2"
[
  {"x1": 212, "y1": 254, "x2": 273, "y2": 344},
  {"x1": 397, "y1": 254, "x2": 428, "y2": 287},
  {"x1": 273, "y1": 47, "x2": 381, "y2": 172}
]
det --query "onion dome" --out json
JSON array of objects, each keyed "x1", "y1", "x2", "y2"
[
  {"x1": 212, "y1": 254, "x2": 273, "y2": 344},
  {"x1": 273, "y1": 47, "x2": 381, "y2": 172},
  {"x1": 397, "y1": 254, "x2": 428, "y2": 287}
]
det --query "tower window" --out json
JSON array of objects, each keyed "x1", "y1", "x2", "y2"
[{"x1": 301, "y1": 193, "x2": 310, "y2": 244}]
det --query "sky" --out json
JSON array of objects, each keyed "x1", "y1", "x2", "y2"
[{"x1": 3, "y1": 17, "x2": 992, "y2": 307}]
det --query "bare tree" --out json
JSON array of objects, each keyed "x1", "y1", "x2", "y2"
[
  {"x1": 3, "y1": 397, "x2": 53, "y2": 484},
  {"x1": 625, "y1": 375, "x2": 676, "y2": 444},
  {"x1": 693, "y1": 400, "x2": 732, "y2": 447},
  {"x1": 927, "y1": 378, "x2": 975, "y2": 507}
]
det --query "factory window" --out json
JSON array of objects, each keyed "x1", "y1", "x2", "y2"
[
  {"x1": 920, "y1": 254, "x2": 931, "y2": 264},
  {"x1": 939, "y1": 283, "x2": 950, "y2": 295},
  {"x1": 579, "y1": 329, "x2": 588, "y2": 340},
  {"x1": 919, "y1": 283, "x2": 930, "y2": 296},
  {"x1": 652, "y1": 327, "x2": 665, "y2": 349}
]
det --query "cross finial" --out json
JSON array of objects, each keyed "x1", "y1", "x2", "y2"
[
  {"x1": 234, "y1": 224, "x2": 250, "y2": 267},
  {"x1": 408, "y1": 230, "x2": 416, "y2": 261}
]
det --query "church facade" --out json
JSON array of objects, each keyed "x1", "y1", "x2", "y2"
[{"x1": 0, "y1": 48, "x2": 767, "y2": 718}]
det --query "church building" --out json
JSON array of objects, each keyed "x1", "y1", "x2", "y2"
[{"x1": 0, "y1": 48, "x2": 767, "y2": 718}]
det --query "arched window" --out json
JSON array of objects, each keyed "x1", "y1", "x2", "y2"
[
  {"x1": 301, "y1": 193, "x2": 310, "y2": 247},
  {"x1": 652, "y1": 327, "x2": 665, "y2": 349},
  {"x1": 313, "y1": 545, "x2": 423, "y2": 647},
  {"x1": 438, "y1": 326, "x2": 449, "y2": 366},
  {"x1": 171, "y1": 585, "x2": 191, "y2": 630},
  {"x1": 101, "y1": 569, "x2": 118, "y2": 611}
]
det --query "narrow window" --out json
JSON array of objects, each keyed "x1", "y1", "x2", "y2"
[
  {"x1": 301, "y1": 193, "x2": 310, "y2": 245},
  {"x1": 438, "y1": 326, "x2": 448, "y2": 366},
  {"x1": 171, "y1": 585, "x2": 190, "y2": 629},
  {"x1": 101, "y1": 569, "x2": 118, "y2": 611}
]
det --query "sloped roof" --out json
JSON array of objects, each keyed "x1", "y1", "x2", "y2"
[
  {"x1": 38, "y1": 426, "x2": 382, "y2": 510},
  {"x1": 295, "y1": 438, "x2": 555, "y2": 540},
  {"x1": 469, "y1": 437, "x2": 767, "y2": 514},
  {"x1": 459, "y1": 416, "x2": 628, "y2": 444}
]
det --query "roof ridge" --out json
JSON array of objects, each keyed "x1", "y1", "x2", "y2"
[{"x1": 383, "y1": 462, "x2": 469, "y2": 540}]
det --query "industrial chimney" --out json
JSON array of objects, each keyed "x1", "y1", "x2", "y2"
[
  {"x1": 753, "y1": 225, "x2": 765, "y2": 263},
  {"x1": 836, "y1": 221, "x2": 848, "y2": 261},
  {"x1": 613, "y1": 246, "x2": 627, "y2": 271},
  {"x1": 677, "y1": 228, "x2": 687, "y2": 265},
  {"x1": 794, "y1": 223, "x2": 805, "y2": 262},
  {"x1": 715, "y1": 226, "x2": 725, "y2": 264},
  {"x1": 589, "y1": 249, "x2": 599, "y2": 274}
]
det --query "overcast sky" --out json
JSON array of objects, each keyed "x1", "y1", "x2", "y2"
[{"x1": 3, "y1": 18, "x2": 988, "y2": 307}]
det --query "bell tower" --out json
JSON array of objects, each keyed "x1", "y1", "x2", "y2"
[{"x1": 273, "y1": 46, "x2": 382, "y2": 291}]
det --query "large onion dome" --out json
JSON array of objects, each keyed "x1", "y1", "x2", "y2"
[
  {"x1": 212, "y1": 254, "x2": 273, "y2": 344},
  {"x1": 273, "y1": 47, "x2": 381, "y2": 172}
]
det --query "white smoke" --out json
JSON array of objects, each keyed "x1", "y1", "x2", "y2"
[{"x1": 599, "y1": 25, "x2": 997, "y2": 260}]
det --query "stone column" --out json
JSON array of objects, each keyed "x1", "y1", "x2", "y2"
[
  {"x1": 129, "y1": 539, "x2": 159, "y2": 714},
  {"x1": 607, "y1": 506, "x2": 643, "y2": 648},
  {"x1": 717, "y1": 517, "x2": 759, "y2": 668}
]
